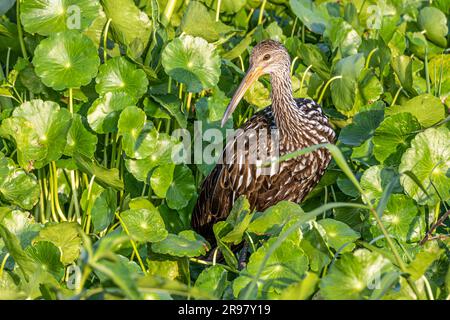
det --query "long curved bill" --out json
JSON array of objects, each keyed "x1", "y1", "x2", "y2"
[{"x1": 221, "y1": 65, "x2": 263, "y2": 127}]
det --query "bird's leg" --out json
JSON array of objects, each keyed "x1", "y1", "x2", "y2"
[
  {"x1": 238, "y1": 241, "x2": 249, "y2": 270},
  {"x1": 206, "y1": 246, "x2": 222, "y2": 262}
]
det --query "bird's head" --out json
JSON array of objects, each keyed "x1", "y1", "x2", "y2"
[{"x1": 221, "y1": 40, "x2": 290, "y2": 127}]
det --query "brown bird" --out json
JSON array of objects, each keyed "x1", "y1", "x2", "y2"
[{"x1": 192, "y1": 40, "x2": 336, "y2": 242}]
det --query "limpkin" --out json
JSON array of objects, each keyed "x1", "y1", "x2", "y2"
[{"x1": 192, "y1": 40, "x2": 336, "y2": 242}]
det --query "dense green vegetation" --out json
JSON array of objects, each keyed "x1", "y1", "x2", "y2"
[{"x1": 0, "y1": 0, "x2": 449, "y2": 300}]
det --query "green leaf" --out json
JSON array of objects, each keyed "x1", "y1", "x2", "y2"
[
  {"x1": 118, "y1": 106, "x2": 162, "y2": 160},
  {"x1": 418, "y1": 7, "x2": 448, "y2": 48},
  {"x1": 74, "y1": 153, "x2": 124, "y2": 190},
  {"x1": 162, "y1": 35, "x2": 221, "y2": 93},
  {"x1": 33, "y1": 31, "x2": 100, "y2": 90},
  {"x1": 95, "y1": 57, "x2": 148, "y2": 101},
  {"x1": 0, "y1": 210, "x2": 41, "y2": 253},
  {"x1": 150, "y1": 94, "x2": 188, "y2": 128},
  {"x1": 319, "y1": 249, "x2": 395, "y2": 300},
  {"x1": 243, "y1": 80, "x2": 271, "y2": 109},
  {"x1": 64, "y1": 114, "x2": 98, "y2": 158},
  {"x1": 406, "y1": 242, "x2": 444, "y2": 281},
  {"x1": 360, "y1": 165, "x2": 400, "y2": 205},
  {"x1": 151, "y1": 230, "x2": 210, "y2": 257},
  {"x1": 373, "y1": 112, "x2": 421, "y2": 164},
  {"x1": 196, "y1": 88, "x2": 230, "y2": 123},
  {"x1": 194, "y1": 265, "x2": 228, "y2": 299},
  {"x1": 0, "y1": 99, "x2": 72, "y2": 170},
  {"x1": 299, "y1": 222, "x2": 330, "y2": 272},
  {"x1": 297, "y1": 43, "x2": 331, "y2": 80},
  {"x1": 220, "y1": 196, "x2": 253, "y2": 245},
  {"x1": 248, "y1": 201, "x2": 304, "y2": 235},
  {"x1": 233, "y1": 237, "x2": 309, "y2": 298},
  {"x1": 279, "y1": 272, "x2": 319, "y2": 300},
  {"x1": 147, "y1": 257, "x2": 180, "y2": 280},
  {"x1": 25, "y1": 241, "x2": 64, "y2": 281},
  {"x1": 387, "y1": 94, "x2": 446, "y2": 128},
  {"x1": 318, "y1": 219, "x2": 360, "y2": 253},
  {"x1": 206, "y1": 0, "x2": 246, "y2": 14},
  {"x1": 0, "y1": 153, "x2": 40, "y2": 210},
  {"x1": 94, "y1": 254, "x2": 142, "y2": 299},
  {"x1": 34, "y1": 222, "x2": 81, "y2": 265},
  {"x1": 150, "y1": 164, "x2": 175, "y2": 198},
  {"x1": 180, "y1": 1, "x2": 233, "y2": 42},
  {"x1": 166, "y1": 165, "x2": 196, "y2": 210},
  {"x1": 289, "y1": 0, "x2": 329, "y2": 34},
  {"x1": 391, "y1": 55, "x2": 415, "y2": 95},
  {"x1": 0, "y1": 0, "x2": 15, "y2": 16},
  {"x1": 121, "y1": 205, "x2": 168, "y2": 242},
  {"x1": 121, "y1": 206, "x2": 167, "y2": 243},
  {"x1": 88, "y1": 92, "x2": 136, "y2": 134},
  {"x1": 330, "y1": 53, "x2": 365, "y2": 116},
  {"x1": 0, "y1": 224, "x2": 38, "y2": 280},
  {"x1": 370, "y1": 194, "x2": 424, "y2": 243},
  {"x1": 80, "y1": 183, "x2": 116, "y2": 233},
  {"x1": 324, "y1": 18, "x2": 361, "y2": 57},
  {"x1": 102, "y1": 0, "x2": 152, "y2": 57},
  {"x1": 21, "y1": 0, "x2": 100, "y2": 36},
  {"x1": 339, "y1": 108, "x2": 384, "y2": 146},
  {"x1": 399, "y1": 127, "x2": 450, "y2": 205}
]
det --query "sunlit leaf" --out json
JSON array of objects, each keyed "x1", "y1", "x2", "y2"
[
  {"x1": 151, "y1": 230, "x2": 210, "y2": 257},
  {"x1": 33, "y1": 31, "x2": 100, "y2": 90},
  {"x1": 162, "y1": 35, "x2": 221, "y2": 93},
  {"x1": 21, "y1": 0, "x2": 100, "y2": 36},
  {"x1": 399, "y1": 127, "x2": 450, "y2": 205}
]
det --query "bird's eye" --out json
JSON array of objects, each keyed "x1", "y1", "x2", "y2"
[{"x1": 263, "y1": 54, "x2": 271, "y2": 61}]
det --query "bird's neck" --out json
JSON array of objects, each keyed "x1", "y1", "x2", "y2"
[{"x1": 269, "y1": 68, "x2": 300, "y2": 134}]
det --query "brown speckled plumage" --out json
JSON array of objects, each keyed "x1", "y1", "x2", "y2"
[{"x1": 192, "y1": 40, "x2": 336, "y2": 241}]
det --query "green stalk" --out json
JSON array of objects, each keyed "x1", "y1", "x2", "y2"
[
  {"x1": 16, "y1": 0, "x2": 28, "y2": 60},
  {"x1": 189, "y1": 258, "x2": 238, "y2": 274},
  {"x1": 103, "y1": 19, "x2": 112, "y2": 62},
  {"x1": 103, "y1": 133, "x2": 109, "y2": 168},
  {"x1": 258, "y1": 0, "x2": 267, "y2": 25},
  {"x1": 0, "y1": 253, "x2": 10, "y2": 278},
  {"x1": 390, "y1": 86, "x2": 403, "y2": 106},
  {"x1": 186, "y1": 92, "x2": 193, "y2": 113},
  {"x1": 365, "y1": 48, "x2": 378, "y2": 69},
  {"x1": 51, "y1": 161, "x2": 67, "y2": 221},
  {"x1": 162, "y1": 0, "x2": 177, "y2": 26},
  {"x1": 317, "y1": 76, "x2": 342, "y2": 105},
  {"x1": 115, "y1": 212, "x2": 147, "y2": 274},
  {"x1": 424, "y1": 48, "x2": 431, "y2": 94},
  {"x1": 290, "y1": 56, "x2": 299, "y2": 75},
  {"x1": 110, "y1": 133, "x2": 117, "y2": 168},
  {"x1": 291, "y1": 18, "x2": 298, "y2": 37},
  {"x1": 67, "y1": 88, "x2": 81, "y2": 221},
  {"x1": 83, "y1": 175, "x2": 96, "y2": 233},
  {"x1": 215, "y1": 0, "x2": 222, "y2": 22},
  {"x1": 299, "y1": 65, "x2": 313, "y2": 95},
  {"x1": 37, "y1": 169, "x2": 47, "y2": 223},
  {"x1": 48, "y1": 166, "x2": 58, "y2": 222}
]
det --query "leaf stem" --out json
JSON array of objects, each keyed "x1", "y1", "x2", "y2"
[
  {"x1": 215, "y1": 0, "x2": 222, "y2": 22},
  {"x1": 258, "y1": 0, "x2": 267, "y2": 25},
  {"x1": 114, "y1": 212, "x2": 147, "y2": 274},
  {"x1": 103, "y1": 19, "x2": 112, "y2": 63},
  {"x1": 51, "y1": 161, "x2": 67, "y2": 221},
  {"x1": 16, "y1": 0, "x2": 28, "y2": 60},
  {"x1": 162, "y1": 0, "x2": 177, "y2": 26},
  {"x1": 317, "y1": 76, "x2": 342, "y2": 105}
]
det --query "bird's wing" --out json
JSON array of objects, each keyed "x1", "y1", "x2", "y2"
[{"x1": 191, "y1": 108, "x2": 277, "y2": 237}]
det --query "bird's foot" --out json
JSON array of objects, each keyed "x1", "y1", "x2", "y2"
[{"x1": 238, "y1": 241, "x2": 249, "y2": 270}]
